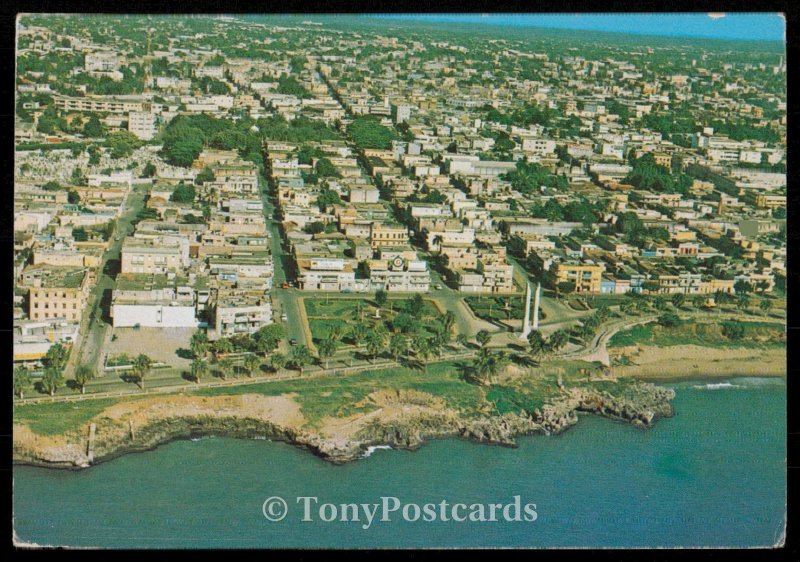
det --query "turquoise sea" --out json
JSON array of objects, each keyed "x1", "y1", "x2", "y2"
[{"x1": 13, "y1": 378, "x2": 786, "y2": 548}]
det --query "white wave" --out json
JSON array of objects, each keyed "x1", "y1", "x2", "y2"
[
  {"x1": 692, "y1": 382, "x2": 740, "y2": 390},
  {"x1": 363, "y1": 445, "x2": 393, "y2": 458}
]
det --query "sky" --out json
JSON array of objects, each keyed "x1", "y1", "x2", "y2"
[{"x1": 375, "y1": 13, "x2": 785, "y2": 42}]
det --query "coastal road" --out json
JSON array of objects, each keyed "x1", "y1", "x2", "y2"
[{"x1": 558, "y1": 315, "x2": 658, "y2": 366}]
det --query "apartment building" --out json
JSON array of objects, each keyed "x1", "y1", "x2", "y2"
[
  {"x1": 212, "y1": 289, "x2": 273, "y2": 338},
  {"x1": 369, "y1": 222, "x2": 409, "y2": 248},
  {"x1": 368, "y1": 248, "x2": 431, "y2": 292},
  {"x1": 54, "y1": 94, "x2": 147, "y2": 114},
  {"x1": 553, "y1": 262, "x2": 605, "y2": 294},
  {"x1": 120, "y1": 236, "x2": 189, "y2": 274},
  {"x1": 25, "y1": 265, "x2": 93, "y2": 323},
  {"x1": 128, "y1": 111, "x2": 157, "y2": 140}
]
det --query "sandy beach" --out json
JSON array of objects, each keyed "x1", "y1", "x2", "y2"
[{"x1": 612, "y1": 344, "x2": 786, "y2": 381}]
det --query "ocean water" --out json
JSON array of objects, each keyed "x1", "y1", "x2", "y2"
[{"x1": 13, "y1": 378, "x2": 786, "y2": 548}]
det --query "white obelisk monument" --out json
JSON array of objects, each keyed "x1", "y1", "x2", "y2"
[
  {"x1": 519, "y1": 282, "x2": 532, "y2": 340},
  {"x1": 519, "y1": 282, "x2": 542, "y2": 340}
]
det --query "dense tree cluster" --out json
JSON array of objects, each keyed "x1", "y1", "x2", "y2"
[
  {"x1": 348, "y1": 116, "x2": 398, "y2": 149},
  {"x1": 624, "y1": 153, "x2": 693, "y2": 195},
  {"x1": 500, "y1": 160, "x2": 568, "y2": 195}
]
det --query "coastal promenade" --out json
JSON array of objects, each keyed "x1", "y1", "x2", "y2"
[{"x1": 14, "y1": 350, "x2": 476, "y2": 406}]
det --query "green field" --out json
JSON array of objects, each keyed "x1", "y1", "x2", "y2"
[
  {"x1": 305, "y1": 296, "x2": 439, "y2": 318},
  {"x1": 14, "y1": 359, "x2": 616, "y2": 435},
  {"x1": 464, "y1": 295, "x2": 533, "y2": 323},
  {"x1": 14, "y1": 398, "x2": 147, "y2": 436},
  {"x1": 305, "y1": 296, "x2": 442, "y2": 344}
]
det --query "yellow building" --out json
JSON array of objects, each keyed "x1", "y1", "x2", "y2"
[
  {"x1": 754, "y1": 194, "x2": 786, "y2": 209},
  {"x1": 553, "y1": 262, "x2": 605, "y2": 294},
  {"x1": 700, "y1": 278, "x2": 735, "y2": 294},
  {"x1": 369, "y1": 222, "x2": 409, "y2": 249},
  {"x1": 652, "y1": 152, "x2": 673, "y2": 168},
  {"x1": 26, "y1": 266, "x2": 93, "y2": 322}
]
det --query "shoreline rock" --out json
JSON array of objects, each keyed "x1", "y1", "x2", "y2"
[{"x1": 14, "y1": 381, "x2": 675, "y2": 470}]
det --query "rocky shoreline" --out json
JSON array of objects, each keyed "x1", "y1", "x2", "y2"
[{"x1": 13, "y1": 381, "x2": 675, "y2": 470}]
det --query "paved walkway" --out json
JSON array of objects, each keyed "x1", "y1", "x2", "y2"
[{"x1": 15, "y1": 350, "x2": 476, "y2": 406}]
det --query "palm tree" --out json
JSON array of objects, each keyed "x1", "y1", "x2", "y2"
[
  {"x1": 132, "y1": 354, "x2": 153, "y2": 390},
  {"x1": 213, "y1": 338, "x2": 234, "y2": 355},
  {"x1": 74, "y1": 364, "x2": 95, "y2": 395},
  {"x1": 671, "y1": 293, "x2": 686, "y2": 309},
  {"x1": 218, "y1": 357, "x2": 234, "y2": 381},
  {"x1": 43, "y1": 343, "x2": 69, "y2": 372},
  {"x1": 410, "y1": 332, "x2": 427, "y2": 362},
  {"x1": 269, "y1": 352, "x2": 288, "y2": 373},
  {"x1": 455, "y1": 333, "x2": 469, "y2": 348},
  {"x1": 432, "y1": 234, "x2": 444, "y2": 255},
  {"x1": 190, "y1": 330, "x2": 210, "y2": 359},
  {"x1": 14, "y1": 366, "x2": 31, "y2": 399},
  {"x1": 42, "y1": 367, "x2": 64, "y2": 397},
  {"x1": 473, "y1": 348, "x2": 508, "y2": 386},
  {"x1": 416, "y1": 338, "x2": 433, "y2": 372},
  {"x1": 190, "y1": 357, "x2": 208, "y2": 384},
  {"x1": 527, "y1": 330, "x2": 547, "y2": 363},
  {"x1": 243, "y1": 353, "x2": 261, "y2": 378},
  {"x1": 350, "y1": 322, "x2": 368, "y2": 348},
  {"x1": 548, "y1": 329, "x2": 569, "y2": 353},
  {"x1": 692, "y1": 294, "x2": 706, "y2": 309},
  {"x1": 291, "y1": 345, "x2": 312, "y2": 376},
  {"x1": 759, "y1": 298, "x2": 773, "y2": 316},
  {"x1": 317, "y1": 337, "x2": 338, "y2": 369},
  {"x1": 475, "y1": 330, "x2": 491, "y2": 348},
  {"x1": 427, "y1": 334, "x2": 444, "y2": 359},
  {"x1": 389, "y1": 334, "x2": 408, "y2": 362},
  {"x1": 365, "y1": 330, "x2": 386, "y2": 362}
]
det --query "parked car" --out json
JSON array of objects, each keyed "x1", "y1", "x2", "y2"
[
  {"x1": 289, "y1": 338, "x2": 297, "y2": 346},
  {"x1": 281, "y1": 313, "x2": 288, "y2": 321}
]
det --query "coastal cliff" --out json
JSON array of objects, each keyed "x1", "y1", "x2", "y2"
[{"x1": 13, "y1": 381, "x2": 674, "y2": 469}]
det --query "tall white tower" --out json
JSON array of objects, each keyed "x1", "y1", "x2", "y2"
[{"x1": 519, "y1": 282, "x2": 532, "y2": 341}]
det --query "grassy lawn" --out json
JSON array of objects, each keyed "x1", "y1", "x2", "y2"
[
  {"x1": 194, "y1": 360, "x2": 487, "y2": 427},
  {"x1": 308, "y1": 318, "x2": 352, "y2": 342},
  {"x1": 305, "y1": 296, "x2": 442, "y2": 344},
  {"x1": 305, "y1": 296, "x2": 439, "y2": 318},
  {"x1": 14, "y1": 398, "x2": 145, "y2": 436},
  {"x1": 580, "y1": 294, "x2": 632, "y2": 308},
  {"x1": 464, "y1": 295, "x2": 536, "y2": 323},
  {"x1": 14, "y1": 357, "x2": 645, "y2": 437},
  {"x1": 609, "y1": 320, "x2": 786, "y2": 349}
]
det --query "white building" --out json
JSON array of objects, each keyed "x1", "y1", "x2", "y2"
[
  {"x1": 368, "y1": 249, "x2": 430, "y2": 292},
  {"x1": 212, "y1": 290, "x2": 273, "y2": 337},
  {"x1": 111, "y1": 276, "x2": 200, "y2": 328},
  {"x1": 128, "y1": 111, "x2": 157, "y2": 141}
]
